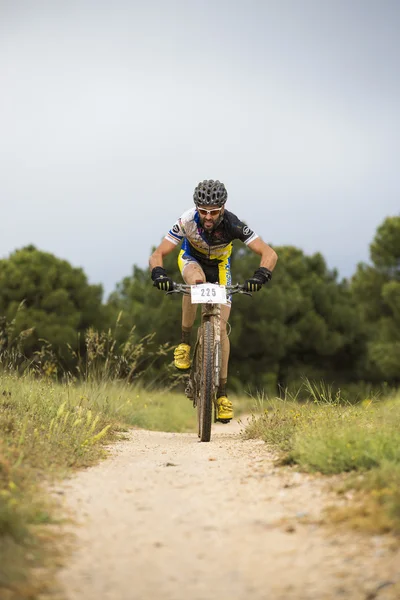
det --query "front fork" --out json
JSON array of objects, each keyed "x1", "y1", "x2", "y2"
[
  {"x1": 202, "y1": 303, "x2": 221, "y2": 421},
  {"x1": 184, "y1": 303, "x2": 221, "y2": 409},
  {"x1": 210, "y1": 305, "x2": 222, "y2": 389}
]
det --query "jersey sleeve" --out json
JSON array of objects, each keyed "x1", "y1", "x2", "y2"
[
  {"x1": 229, "y1": 213, "x2": 259, "y2": 245},
  {"x1": 165, "y1": 218, "x2": 185, "y2": 245}
]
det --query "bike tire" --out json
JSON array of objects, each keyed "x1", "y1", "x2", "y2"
[
  {"x1": 198, "y1": 319, "x2": 214, "y2": 442},
  {"x1": 191, "y1": 338, "x2": 202, "y2": 437}
]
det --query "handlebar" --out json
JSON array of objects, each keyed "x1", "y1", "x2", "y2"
[{"x1": 167, "y1": 282, "x2": 252, "y2": 297}]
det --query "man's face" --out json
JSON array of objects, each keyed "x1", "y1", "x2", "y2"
[{"x1": 197, "y1": 205, "x2": 224, "y2": 231}]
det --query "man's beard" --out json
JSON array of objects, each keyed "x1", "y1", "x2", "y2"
[{"x1": 200, "y1": 214, "x2": 223, "y2": 231}]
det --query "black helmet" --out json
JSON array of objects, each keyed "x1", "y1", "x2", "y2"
[{"x1": 193, "y1": 180, "x2": 228, "y2": 207}]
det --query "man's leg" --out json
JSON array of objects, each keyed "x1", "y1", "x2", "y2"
[
  {"x1": 216, "y1": 303, "x2": 233, "y2": 421},
  {"x1": 214, "y1": 256, "x2": 233, "y2": 421},
  {"x1": 218, "y1": 304, "x2": 231, "y2": 395},
  {"x1": 174, "y1": 261, "x2": 206, "y2": 369},
  {"x1": 182, "y1": 262, "x2": 206, "y2": 332}
]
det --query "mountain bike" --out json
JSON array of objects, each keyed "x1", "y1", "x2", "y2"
[{"x1": 168, "y1": 282, "x2": 249, "y2": 442}]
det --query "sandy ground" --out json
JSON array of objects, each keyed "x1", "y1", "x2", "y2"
[{"x1": 54, "y1": 417, "x2": 400, "y2": 600}]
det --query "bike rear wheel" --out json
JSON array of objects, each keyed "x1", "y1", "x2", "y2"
[{"x1": 198, "y1": 319, "x2": 214, "y2": 442}]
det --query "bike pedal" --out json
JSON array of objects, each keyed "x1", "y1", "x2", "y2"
[
  {"x1": 216, "y1": 418, "x2": 231, "y2": 424},
  {"x1": 184, "y1": 380, "x2": 194, "y2": 400}
]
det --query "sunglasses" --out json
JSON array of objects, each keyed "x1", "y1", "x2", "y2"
[{"x1": 197, "y1": 206, "x2": 223, "y2": 217}]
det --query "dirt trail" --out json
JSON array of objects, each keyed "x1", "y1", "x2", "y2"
[{"x1": 55, "y1": 418, "x2": 400, "y2": 600}]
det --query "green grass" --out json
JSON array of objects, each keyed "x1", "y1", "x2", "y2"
[
  {"x1": 244, "y1": 391, "x2": 400, "y2": 533},
  {"x1": 76, "y1": 380, "x2": 254, "y2": 431},
  {"x1": 73, "y1": 381, "x2": 197, "y2": 433}
]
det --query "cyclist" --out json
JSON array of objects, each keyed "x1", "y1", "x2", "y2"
[{"x1": 149, "y1": 179, "x2": 278, "y2": 423}]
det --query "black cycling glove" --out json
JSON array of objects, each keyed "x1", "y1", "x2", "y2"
[
  {"x1": 244, "y1": 267, "x2": 272, "y2": 292},
  {"x1": 151, "y1": 267, "x2": 174, "y2": 292}
]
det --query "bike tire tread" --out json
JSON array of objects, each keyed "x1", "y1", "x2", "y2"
[{"x1": 199, "y1": 320, "x2": 214, "y2": 442}]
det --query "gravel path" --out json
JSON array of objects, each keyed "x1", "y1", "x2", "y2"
[{"x1": 55, "y1": 418, "x2": 400, "y2": 600}]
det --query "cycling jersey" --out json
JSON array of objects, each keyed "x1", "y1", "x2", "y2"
[
  {"x1": 165, "y1": 208, "x2": 259, "y2": 296},
  {"x1": 165, "y1": 208, "x2": 258, "y2": 266}
]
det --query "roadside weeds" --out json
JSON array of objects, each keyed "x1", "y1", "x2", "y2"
[{"x1": 244, "y1": 393, "x2": 400, "y2": 535}]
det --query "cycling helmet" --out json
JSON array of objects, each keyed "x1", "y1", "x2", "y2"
[{"x1": 193, "y1": 180, "x2": 228, "y2": 207}]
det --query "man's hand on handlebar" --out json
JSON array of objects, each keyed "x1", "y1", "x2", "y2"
[
  {"x1": 244, "y1": 267, "x2": 272, "y2": 293},
  {"x1": 151, "y1": 267, "x2": 174, "y2": 292}
]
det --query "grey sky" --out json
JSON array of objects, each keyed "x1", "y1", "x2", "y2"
[{"x1": 1, "y1": 0, "x2": 399, "y2": 298}]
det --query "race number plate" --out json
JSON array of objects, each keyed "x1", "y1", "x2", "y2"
[{"x1": 191, "y1": 283, "x2": 227, "y2": 304}]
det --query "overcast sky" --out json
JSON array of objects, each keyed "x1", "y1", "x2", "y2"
[{"x1": 1, "y1": 0, "x2": 399, "y2": 298}]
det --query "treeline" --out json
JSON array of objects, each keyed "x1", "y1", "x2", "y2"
[{"x1": 0, "y1": 217, "x2": 399, "y2": 394}]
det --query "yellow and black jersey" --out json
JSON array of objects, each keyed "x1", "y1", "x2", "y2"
[{"x1": 165, "y1": 208, "x2": 258, "y2": 267}]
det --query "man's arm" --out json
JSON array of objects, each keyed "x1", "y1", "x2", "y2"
[
  {"x1": 149, "y1": 238, "x2": 177, "y2": 270},
  {"x1": 247, "y1": 238, "x2": 278, "y2": 271},
  {"x1": 243, "y1": 238, "x2": 278, "y2": 292},
  {"x1": 149, "y1": 238, "x2": 178, "y2": 291}
]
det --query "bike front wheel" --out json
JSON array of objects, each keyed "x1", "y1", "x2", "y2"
[{"x1": 198, "y1": 319, "x2": 214, "y2": 442}]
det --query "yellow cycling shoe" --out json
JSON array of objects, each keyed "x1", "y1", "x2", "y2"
[
  {"x1": 174, "y1": 343, "x2": 191, "y2": 370},
  {"x1": 216, "y1": 396, "x2": 233, "y2": 423}
]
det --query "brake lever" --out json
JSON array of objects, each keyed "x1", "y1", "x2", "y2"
[{"x1": 166, "y1": 288, "x2": 190, "y2": 296}]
